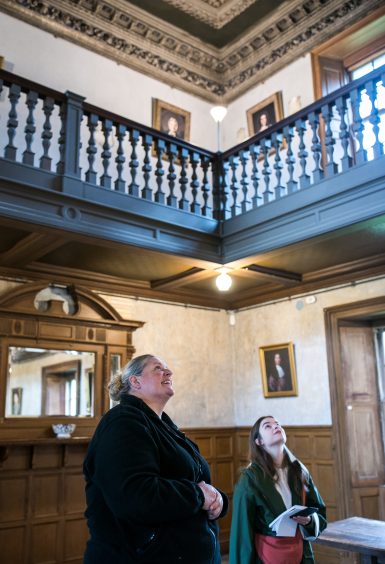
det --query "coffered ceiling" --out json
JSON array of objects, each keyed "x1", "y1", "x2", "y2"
[
  {"x1": 0, "y1": 0, "x2": 382, "y2": 102},
  {"x1": 1, "y1": 213, "x2": 385, "y2": 310}
]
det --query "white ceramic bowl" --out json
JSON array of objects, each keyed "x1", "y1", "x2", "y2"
[{"x1": 52, "y1": 423, "x2": 76, "y2": 438}]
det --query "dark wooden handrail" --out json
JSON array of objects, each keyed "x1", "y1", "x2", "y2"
[
  {"x1": 83, "y1": 100, "x2": 215, "y2": 158},
  {"x1": 222, "y1": 62, "x2": 385, "y2": 158},
  {"x1": 0, "y1": 64, "x2": 384, "y2": 222}
]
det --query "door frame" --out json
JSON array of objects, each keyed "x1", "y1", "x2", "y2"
[{"x1": 324, "y1": 296, "x2": 385, "y2": 518}]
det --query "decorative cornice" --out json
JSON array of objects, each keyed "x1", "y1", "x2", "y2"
[
  {"x1": 0, "y1": 0, "x2": 382, "y2": 102},
  {"x1": 161, "y1": 0, "x2": 256, "y2": 29}
]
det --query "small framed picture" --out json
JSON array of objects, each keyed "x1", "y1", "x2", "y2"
[
  {"x1": 11, "y1": 387, "x2": 23, "y2": 415},
  {"x1": 259, "y1": 343, "x2": 298, "y2": 398},
  {"x1": 152, "y1": 99, "x2": 191, "y2": 142},
  {"x1": 246, "y1": 92, "x2": 284, "y2": 137}
]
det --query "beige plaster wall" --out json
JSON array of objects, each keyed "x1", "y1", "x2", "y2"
[
  {"x1": 0, "y1": 12, "x2": 316, "y2": 153},
  {"x1": 98, "y1": 294, "x2": 234, "y2": 428},
  {"x1": 224, "y1": 54, "x2": 315, "y2": 150},
  {"x1": 232, "y1": 277, "x2": 385, "y2": 427},
  {"x1": 2, "y1": 277, "x2": 385, "y2": 428},
  {"x1": 0, "y1": 13, "x2": 217, "y2": 151}
]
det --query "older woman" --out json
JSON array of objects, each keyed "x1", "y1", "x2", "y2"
[
  {"x1": 229, "y1": 416, "x2": 326, "y2": 564},
  {"x1": 83, "y1": 354, "x2": 228, "y2": 563}
]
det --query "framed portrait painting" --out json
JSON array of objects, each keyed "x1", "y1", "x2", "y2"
[
  {"x1": 259, "y1": 342, "x2": 298, "y2": 398},
  {"x1": 152, "y1": 99, "x2": 191, "y2": 142},
  {"x1": 11, "y1": 387, "x2": 23, "y2": 415},
  {"x1": 246, "y1": 92, "x2": 284, "y2": 137}
]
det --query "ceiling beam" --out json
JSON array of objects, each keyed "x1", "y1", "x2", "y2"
[
  {"x1": 241, "y1": 264, "x2": 302, "y2": 286},
  {"x1": 0, "y1": 263, "x2": 230, "y2": 309},
  {"x1": 151, "y1": 267, "x2": 215, "y2": 290},
  {"x1": 0, "y1": 233, "x2": 67, "y2": 267}
]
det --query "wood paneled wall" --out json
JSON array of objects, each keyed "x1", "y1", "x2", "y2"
[
  {"x1": 185, "y1": 428, "x2": 235, "y2": 553},
  {"x1": 0, "y1": 426, "x2": 337, "y2": 563},
  {"x1": 0, "y1": 440, "x2": 89, "y2": 564}
]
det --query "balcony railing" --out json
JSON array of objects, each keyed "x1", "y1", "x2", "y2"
[{"x1": 0, "y1": 65, "x2": 384, "y2": 225}]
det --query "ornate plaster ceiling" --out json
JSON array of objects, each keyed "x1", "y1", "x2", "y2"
[
  {"x1": 159, "y1": 0, "x2": 258, "y2": 29},
  {"x1": 0, "y1": 0, "x2": 383, "y2": 102}
]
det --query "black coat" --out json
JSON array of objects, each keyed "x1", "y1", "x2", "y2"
[{"x1": 83, "y1": 395, "x2": 228, "y2": 563}]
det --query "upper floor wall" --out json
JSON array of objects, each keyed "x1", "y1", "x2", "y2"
[
  {"x1": 0, "y1": 12, "x2": 317, "y2": 153},
  {"x1": 0, "y1": 13, "x2": 219, "y2": 151}
]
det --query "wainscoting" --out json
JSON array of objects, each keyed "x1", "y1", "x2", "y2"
[
  {"x1": 189, "y1": 426, "x2": 342, "y2": 562},
  {"x1": 0, "y1": 425, "x2": 338, "y2": 563},
  {"x1": 0, "y1": 440, "x2": 89, "y2": 564}
]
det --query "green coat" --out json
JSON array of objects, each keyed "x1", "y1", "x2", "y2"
[{"x1": 229, "y1": 455, "x2": 327, "y2": 564}]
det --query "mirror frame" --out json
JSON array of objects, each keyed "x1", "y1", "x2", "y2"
[{"x1": 0, "y1": 283, "x2": 144, "y2": 440}]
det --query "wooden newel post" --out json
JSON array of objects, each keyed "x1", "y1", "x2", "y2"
[
  {"x1": 61, "y1": 90, "x2": 85, "y2": 195},
  {"x1": 212, "y1": 153, "x2": 230, "y2": 221}
]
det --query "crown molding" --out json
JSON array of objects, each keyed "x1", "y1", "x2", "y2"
[{"x1": 0, "y1": 0, "x2": 381, "y2": 102}]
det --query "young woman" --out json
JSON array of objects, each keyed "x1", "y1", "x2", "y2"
[
  {"x1": 229, "y1": 416, "x2": 326, "y2": 564},
  {"x1": 83, "y1": 354, "x2": 228, "y2": 563}
]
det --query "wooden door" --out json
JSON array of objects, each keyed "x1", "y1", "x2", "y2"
[
  {"x1": 339, "y1": 323, "x2": 385, "y2": 518},
  {"x1": 43, "y1": 374, "x2": 67, "y2": 415},
  {"x1": 317, "y1": 57, "x2": 349, "y2": 169},
  {"x1": 318, "y1": 56, "x2": 347, "y2": 96}
]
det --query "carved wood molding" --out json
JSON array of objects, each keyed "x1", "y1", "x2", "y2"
[
  {"x1": 0, "y1": 0, "x2": 381, "y2": 102},
  {"x1": 0, "y1": 281, "x2": 144, "y2": 331}
]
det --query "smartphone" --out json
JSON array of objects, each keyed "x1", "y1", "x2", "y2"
[{"x1": 290, "y1": 507, "x2": 319, "y2": 518}]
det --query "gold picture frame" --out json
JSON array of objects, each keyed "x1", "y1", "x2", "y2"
[
  {"x1": 259, "y1": 342, "x2": 298, "y2": 398},
  {"x1": 246, "y1": 92, "x2": 284, "y2": 137},
  {"x1": 152, "y1": 98, "x2": 191, "y2": 142}
]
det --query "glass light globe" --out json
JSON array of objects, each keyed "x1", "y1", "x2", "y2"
[
  {"x1": 216, "y1": 271, "x2": 232, "y2": 291},
  {"x1": 210, "y1": 106, "x2": 228, "y2": 123}
]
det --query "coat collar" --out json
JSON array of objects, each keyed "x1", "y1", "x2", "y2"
[
  {"x1": 246, "y1": 446, "x2": 307, "y2": 512},
  {"x1": 120, "y1": 394, "x2": 177, "y2": 428}
]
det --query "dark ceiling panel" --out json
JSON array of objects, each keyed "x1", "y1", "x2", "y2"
[
  {"x1": 126, "y1": 0, "x2": 286, "y2": 47},
  {"x1": 0, "y1": 227, "x2": 31, "y2": 253},
  {"x1": 39, "y1": 241, "x2": 208, "y2": 281},
  {"x1": 256, "y1": 216, "x2": 385, "y2": 274}
]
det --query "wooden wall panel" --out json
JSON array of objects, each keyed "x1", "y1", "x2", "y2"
[
  {"x1": 32, "y1": 475, "x2": 60, "y2": 518},
  {"x1": 32, "y1": 445, "x2": 62, "y2": 469},
  {"x1": 0, "y1": 525, "x2": 25, "y2": 564},
  {"x1": 186, "y1": 428, "x2": 235, "y2": 553},
  {"x1": 0, "y1": 477, "x2": 27, "y2": 521},
  {"x1": 0, "y1": 426, "x2": 339, "y2": 562},
  {"x1": 64, "y1": 518, "x2": 89, "y2": 563},
  {"x1": 31, "y1": 522, "x2": 58, "y2": 564},
  {"x1": 64, "y1": 473, "x2": 86, "y2": 514},
  {"x1": 353, "y1": 486, "x2": 381, "y2": 519},
  {"x1": 0, "y1": 442, "x2": 87, "y2": 564},
  {"x1": 64, "y1": 444, "x2": 88, "y2": 467}
]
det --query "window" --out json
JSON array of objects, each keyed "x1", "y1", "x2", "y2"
[{"x1": 350, "y1": 52, "x2": 385, "y2": 160}]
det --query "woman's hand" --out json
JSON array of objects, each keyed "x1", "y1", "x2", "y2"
[
  {"x1": 207, "y1": 490, "x2": 223, "y2": 520},
  {"x1": 292, "y1": 515, "x2": 311, "y2": 526},
  {"x1": 197, "y1": 481, "x2": 217, "y2": 510},
  {"x1": 197, "y1": 481, "x2": 223, "y2": 520}
]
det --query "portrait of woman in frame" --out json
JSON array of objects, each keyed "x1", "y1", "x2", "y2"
[
  {"x1": 246, "y1": 92, "x2": 284, "y2": 137},
  {"x1": 259, "y1": 342, "x2": 298, "y2": 398},
  {"x1": 152, "y1": 99, "x2": 191, "y2": 142}
]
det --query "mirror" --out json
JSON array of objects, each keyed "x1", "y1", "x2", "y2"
[{"x1": 6, "y1": 346, "x2": 95, "y2": 417}]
